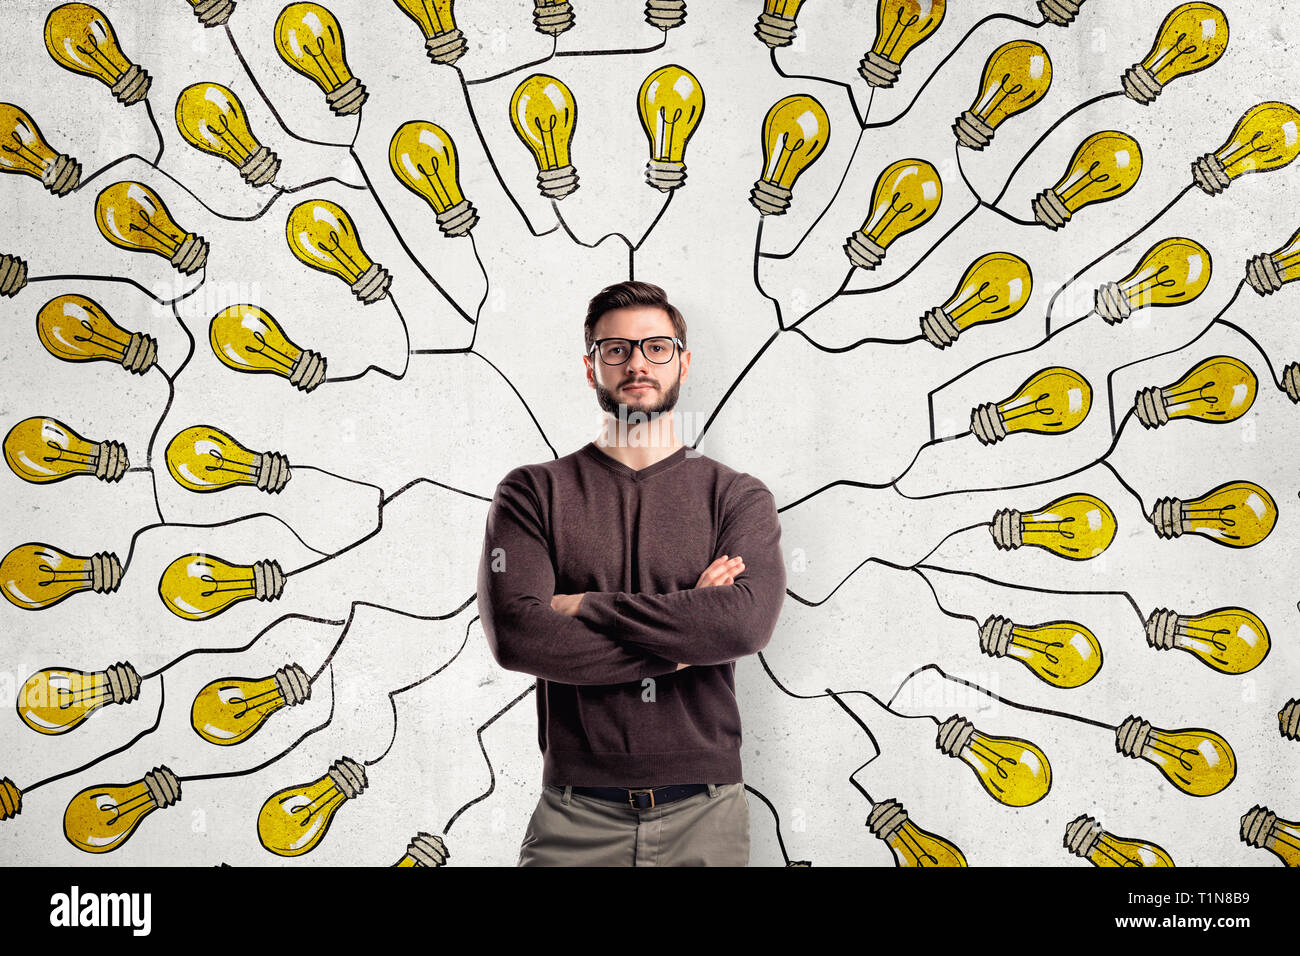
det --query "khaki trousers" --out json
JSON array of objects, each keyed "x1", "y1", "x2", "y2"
[{"x1": 516, "y1": 782, "x2": 750, "y2": 866}]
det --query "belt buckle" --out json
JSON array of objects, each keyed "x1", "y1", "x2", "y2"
[{"x1": 628, "y1": 788, "x2": 656, "y2": 810}]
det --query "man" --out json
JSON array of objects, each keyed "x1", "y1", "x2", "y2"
[{"x1": 477, "y1": 280, "x2": 787, "y2": 866}]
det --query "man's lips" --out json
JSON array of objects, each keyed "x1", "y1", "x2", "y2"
[{"x1": 623, "y1": 383, "x2": 655, "y2": 391}]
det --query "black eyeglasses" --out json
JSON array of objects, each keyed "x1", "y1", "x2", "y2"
[{"x1": 588, "y1": 336, "x2": 683, "y2": 366}]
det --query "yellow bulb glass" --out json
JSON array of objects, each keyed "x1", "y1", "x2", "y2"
[
  {"x1": 968, "y1": 40, "x2": 1052, "y2": 130},
  {"x1": 856, "y1": 158, "x2": 941, "y2": 249},
  {"x1": 64, "y1": 768, "x2": 179, "y2": 854},
  {"x1": 939, "y1": 253, "x2": 1033, "y2": 332},
  {"x1": 763, "y1": 0, "x2": 807, "y2": 14},
  {"x1": 1179, "y1": 607, "x2": 1269, "y2": 674},
  {"x1": 95, "y1": 181, "x2": 192, "y2": 259},
  {"x1": 285, "y1": 199, "x2": 375, "y2": 284},
  {"x1": 758, "y1": 95, "x2": 830, "y2": 190},
  {"x1": 175, "y1": 82, "x2": 265, "y2": 168},
  {"x1": 166, "y1": 425, "x2": 261, "y2": 493},
  {"x1": 19, "y1": 667, "x2": 122, "y2": 734},
  {"x1": 192, "y1": 674, "x2": 291, "y2": 745},
  {"x1": 1266, "y1": 225, "x2": 1300, "y2": 283},
  {"x1": 886, "y1": 819, "x2": 966, "y2": 867},
  {"x1": 1089, "y1": 831, "x2": 1175, "y2": 867},
  {"x1": 638, "y1": 65, "x2": 705, "y2": 164},
  {"x1": 210, "y1": 304, "x2": 305, "y2": 379},
  {"x1": 159, "y1": 553, "x2": 261, "y2": 621},
  {"x1": 1006, "y1": 620, "x2": 1103, "y2": 688},
  {"x1": 510, "y1": 74, "x2": 577, "y2": 172},
  {"x1": 259, "y1": 765, "x2": 357, "y2": 856},
  {"x1": 5, "y1": 417, "x2": 104, "y2": 484},
  {"x1": 1022, "y1": 493, "x2": 1117, "y2": 560},
  {"x1": 1050, "y1": 131, "x2": 1143, "y2": 214},
  {"x1": 1140, "y1": 3, "x2": 1229, "y2": 85},
  {"x1": 37, "y1": 293, "x2": 135, "y2": 364},
  {"x1": 389, "y1": 121, "x2": 467, "y2": 214},
  {"x1": 275, "y1": 3, "x2": 356, "y2": 93},
  {"x1": 995, "y1": 366, "x2": 1092, "y2": 437},
  {"x1": 1158, "y1": 356, "x2": 1257, "y2": 424},
  {"x1": 1212, "y1": 102, "x2": 1300, "y2": 180},
  {"x1": 1118, "y1": 237, "x2": 1212, "y2": 310},
  {"x1": 393, "y1": 0, "x2": 457, "y2": 38},
  {"x1": 44, "y1": 3, "x2": 135, "y2": 87},
  {"x1": 1182, "y1": 481, "x2": 1277, "y2": 547},
  {"x1": 1244, "y1": 812, "x2": 1300, "y2": 867},
  {"x1": 2, "y1": 543, "x2": 101, "y2": 610},
  {"x1": 1138, "y1": 725, "x2": 1236, "y2": 796},
  {"x1": 0, "y1": 103, "x2": 63, "y2": 180},
  {"x1": 872, "y1": 0, "x2": 946, "y2": 66},
  {"x1": 960, "y1": 729, "x2": 1051, "y2": 807}
]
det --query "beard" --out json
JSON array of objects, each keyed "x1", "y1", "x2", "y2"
[{"x1": 595, "y1": 369, "x2": 681, "y2": 421}]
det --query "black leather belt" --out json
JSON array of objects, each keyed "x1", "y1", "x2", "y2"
[{"x1": 570, "y1": 784, "x2": 709, "y2": 810}]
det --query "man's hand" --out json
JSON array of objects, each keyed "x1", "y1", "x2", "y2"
[
  {"x1": 550, "y1": 593, "x2": 584, "y2": 616},
  {"x1": 696, "y1": 554, "x2": 745, "y2": 588}
]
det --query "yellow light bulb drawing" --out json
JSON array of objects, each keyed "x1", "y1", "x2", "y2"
[
  {"x1": 1, "y1": 543, "x2": 122, "y2": 610},
  {"x1": 637, "y1": 64, "x2": 705, "y2": 193},
  {"x1": 159, "y1": 553, "x2": 285, "y2": 621},
  {"x1": 754, "y1": 0, "x2": 808, "y2": 48},
  {"x1": 274, "y1": 3, "x2": 368, "y2": 116},
  {"x1": 64, "y1": 766, "x2": 180, "y2": 854},
  {"x1": 18, "y1": 662, "x2": 141, "y2": 735},
  {"x1": 1241, "y1": 806, "x2": 1300, "y2": 866},
  {"x1": 258, "y1": 757, "x2": 367, "y2": 856},
  {"x1": 1282, "y1": 699, "x2": 1299, "y2": 741},
  {"x1": 1063, "y1": 814, "x2": 1174, "y2": 867},
  {"x1": 95, "y1": 180, "x2": 209, "y2": 274},
  {"x1": 866, "y1": 799, "x2": 967, "y2": 867},
  {"x1": 971, "y1": 366, "x2": 1092, "y2": 445},
  {"x1": 0, "y1": 778, "x2": 21, "y2": 821},
  {"x1": 191, "y1": 663, "x2": 311, "y2": 745},
  {"x1": 0, "y1": 252, "x2": 27, "y2": 297},
  {"x1": 844, "y1": 158, "x2": 941, "y2": 269},
  {"x1": 395, "y1": 831, "x2": 450, "y2": 866},
  {"x1": 209, "y1": 303, "x2": 327, "y2": 391},
  {"x1": 1150, "y1": 480, "x2": 1277, "y2": 548},
  {"x1": 1115, "y1": 716, "x2": 1235, "y2": 797},
  {"x1": 990, "y1": 493, "x2": 1117, "y2": 560},
  {"x1": 44, "y1": 3, "x2": 151, "y2": 106},
  {"x1": 1134, "y1": 355, "x2": 1256, "y2": 429},
  {"x1": 860, "y1": 0, "x2": 946, "y2": 88},
  {"x1": 533, "y1": 0, "x2": 575, "y2": 36},
  {"x1": 1247, "y1": 223, "x2": 1300, "y2": 295},
  {"x1": 510, "y1": 74, "x2": 579, "y2": 200},
  {"x1": 37, "y1": 293, "x2": 157, "y2": 373},
  {"x1": 935, "y1": 715, "x2": 1051, "y2": 807},
  {"x1": 285, "y1": 199, "x2": 390, "y2": 303},
  {"x1": 979, "y1": 615, "x2": 1102, "y2": 688},
  {"x1": 394, "y1": 0, "x2": 466, "y2": 64},
  {"x1": 1194, "y1": 101, "x2": 1300, "y2": 194},
  {"x1": 1093, "y1": 237, "x2": 1212, "y2": 325},
  {"x1": 176, "y1": 83, "x2": 280, "y2": 187},
  {"x1": 166, "y1": 425, "x2": 291, "y2": 494},
  {"x1": 1032, "y1": 130, "x2": 1142, "y2": 230},
  {"x1": 5, "y1": 416, "x2": 128, "y2": 484},
  {"x1": 954, "y1": 40, "x2": 1052, "y2": 150},
  {"x1": 389, "y1": 120, "x2": 478, "y2": 237},
  {"x1": 1123, "y1": 3, "x2": 1229, "y2": 105},
  {"x1": 920, "y1": 252, "x2": 1032, "y2": 348},
  {"x1": 187, "y1": 0, "x2": 235, "y2": 28},
  {"x1": 750, "y1": 94, "x2": 830, "y2": 216},
  {"x1": 1145, "y1": 606, "x2": 1269, "y2": 675},
  {"x1": 0, "y1": 103, "x2": 81, "y2": 196}
]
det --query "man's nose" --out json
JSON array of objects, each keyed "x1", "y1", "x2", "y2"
[{"x1": 625, "y1": 343, "x2": 652, "y2": 372}]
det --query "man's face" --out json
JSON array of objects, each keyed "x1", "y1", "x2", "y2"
[{"x1": 585, "y1": 305, "x2": 689, "y2": 421}]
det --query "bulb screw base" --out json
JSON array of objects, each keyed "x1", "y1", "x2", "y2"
[
  {"x1": 920, "y1": 306, "x2": 960, "y2": 348},
  {"x1": 251, "y1": 451, "x2": 291, "y2": 493},
  {"x1": 1278, "y1": 698, "x2": 1300, "y2": 740},
  {"x1": 350, "y1": 262, "x2": 391, "y2": 304},
  {"x1": 1032, "y1": 188, "x2": 1070, "y2": 230},
  {"x1": 537, "y1": 165, "x2": 579, "y2": 200},
  {"x1": 110, "y1": 64, "x2": 152, "y2": 106},
  {"x1": 425, "y1": 29, "x2": 468, "y2": 65},
  {"x1": 0, "y1": 254, "x2": 28, "y2": 297},
  {"x1": 1094, "y1": 280, "x2": 1132, "y2": 324},
  {"x1": 990, "y1": 509, "x2": 1023, "y2": 549},
  {"x1": 191, "y1": 0, "x2": 235, "y2": 27},
  {"x1": 1283, "y1": 363, "x2": 1300, "y2": 404},
  {"x1": 405, "y1": 831, "x2": 450, "y2": 866},
  {"x1": 979, "y1": 615, "x2": 1015, "y2": 657},
  {"x1": 645, "y1": 0, "x2": 685, "y2": 30},
  {"x1": 170, "y1": 234, "x2": 209, "y2": 276},
  {"x1": 936, "y1": 715, "x2": 976, "y2": 757},
  {"x1": 121, "y1": 331, "x2": 158, "y2": 374},
  {"x1": 1246, "y1": 253, "x2": 1284, "y2": 295},
  {"x1": 754, "y1": 12, "x2": 796, "y2": 48},
  {"x1": 1144, "y1": 608, "x2": 1180, "y2": 650},
  {"x1": 1192, "y1": 152, "x2": 1231, "y2": 195},
  {"x1": 843, "y1": 232, "x2": 886, "y2": 270},
  {"x1": 970, "y1": 402, "x2": 1008, "y2": 445},
  {"x1": 749, "y1": 179, "x2": 791, "y2": 216},
  {"x1": 326, "y1": 78, "x2": 368, "y2": 116},
  {"x1": 1240, "y1": 805, "x2": 1277, "y2": 849},
  {"x1": 534, "y1": 0, "x2": 574, "y2": 35},
  {"x1": 90, "y1": 552, "x2": 123, "y2": 593},
  {"x1": 239, "y1": 146, "x2": 280, "y2": 188},
  {"x1": 144, "y1": 766, "x2": 181, "y2": 809},
  {"x1": 274, "y1": 663, "x2": 312, "y2": 707},
  {"x1": 1063, "y1": 813, "x2": 1103, "y2": 857},
  {"x1": 1038, "y1": 0, "x2": 1084, "y2": 26},
  {"x1": 288, "y1": 349, "x2": 327, "y2": 391},
  {"x1": 1122, "y1": 64, "x2": 1162, "y2": 104},
  {"x1": 1133, "y1": 386, "x2": 1170, "y2": 428},
  {"x1": 645, "y1": 160, "x2": 686, "y2": 192},
  {"x1": 42, "y1": 154, "x2": 81, "y2": 197},
  {"x1": 1115, "y1": 715, "x2": 1152, "y2": 758},
  {"x1": 866, "y1": 798, "x2": 908, "y2": 842},
  {"x1": 436, "y1": 199, "x2": 479, "y2": 237},
  {"x1": 105, "y1": 662, "x2": 142, "y2": 704},
  {"x1": 328, "y1": 756, "x2": 368, "y2": 799},
  {"x1": 252, "y1": 560, "x2": 285, "y2": 601},
  {"x1": 953, "y1": 111, "x2": 994, "y2": 150},
  {"x1": 94, "y1": 440, "x2": 130, "y2": 482},
  {"x1": 0, "y1": 778, "x2": 21, "y2": 820},
  {"x1": 1149, "y1": 497, "x2": 1186, "y2": 538},
  {"x1": 858, "y1": 51, "x2": 900, "y2": 88}
]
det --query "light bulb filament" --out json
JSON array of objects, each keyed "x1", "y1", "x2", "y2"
[
  {"x1": 43, "y1": 442, "x2": 96, "y2": 467},
  {"x1": 977, "y1": 74, "x2": 1025, "y2": 121},
  {"x1": 898, "y1": 831, "x2": 938, "y2": 865},
  {"x1": 1167, "y1": 383, "x2": 1219, "y2": 407},
  {"x1": 1097, "y1": 836, "x2": 1142, "y2": 867},
  {"x1": 74, "y1": 35, "x2": 122, "y2": 80},
  {"x1": 229, "y1": 687, "x2": 281, "y2": 718},
  {"x1": 949, "y1": 283, "x2": 1000, "y2": 320},
  {"x1": 75, "y1": 318, "x2": 129, "y2": 357},
  {"x1": 199, "y1": 573, "x2": 255, "y2": 597},
  {"x1": 131, "y1": 210, "x2": 180, "y2": 255},
  {"x1": 304, "y1": 38, "x2": 342, "y2": 87},
  {"x1": 1150, "y1": 33, "x2": 1197, "y2": 81},
  {"x1": 1062, "y1": 162, "x2": 1110, "y2": 202},
  {"x1": 1186, "y1": 506, "x2": 1234, "y2": 527},
  {"x1": 248, "y1": 331, "x2": 295, "y2": 372},
  {"x1": 204, "y1": 451, "x2": 257, "y2": 478},
  {"x1": 1149, "y1": 738, "x2": 1196, "y2": 771},
  {"x1": 1012, "y1": 634, "x2": 1062, "y2": 665},
  {"x1": 530, "y1": 114, "x2": 564, "y2": 167},
  {"x1": 866, "y1": 193, "x2": 916, "y2": 243},
  {"x1": 1276, "y1": 832, "x2": 1300, "y2": 851},
  {"x1": 1276, "y1": 250, "x2": 1300, "y2": 269},
  {"x1": 104, "y1": 792, "x2": 151, "y2": 825},
  {"x1": 1127, "y1": 265, "x2": 1182, "y2": 300},
  {"x1": 289, "y1": 784, "x2": 343, "y2": 826},
  {"x1": 879, "y1": 11, "x2": 921, "y2": 58},
  {"x1": 417, "y1": 0, "x2": 452, "y2": 32},
  {"x1": 969, "y1": 740, "x2": 1013, "y2": 779},
  {"x1": 1183, "y1": 623, "x2": 1229, "y2": 651},
  {"x1": 1022, "y1": 519, "x2": 1073, "y2": 538},
  {"x1": 1001, "y1": 393, "x2": 1056, "y2": 422},
  {"x1": 4, "y1": 131, "x2": 46, "y2": 174},
  {"x1": 211, "y1": 113, "x2": 253, "y2": 164},
  {"x1": 418, "y1": 162, "x2": 451, "y2": 207},
  {"x1": 318, "y1": 230, "x2": 361, "y2": 280},
  {"x1": 40, "y1": 562, "x2": 92, "y2": 587},
  {"x1": 1222, "y1": 132, "x2": 1274, "y2": 172},
  {"x1": 58, "y1": 686, "x2": 111, "y2": 708}
]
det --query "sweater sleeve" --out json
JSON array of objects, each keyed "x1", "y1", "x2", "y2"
[
  {"x1": 574, "y1": 475, "x2": 787, "y2": 666},
  {"x1": 478, "y1": 467, "x2": 683, "y2": 686}
]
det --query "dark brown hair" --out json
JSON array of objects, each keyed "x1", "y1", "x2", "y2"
[{"x1": 584, "y1": 281, "x2": 687, "y2": 353}]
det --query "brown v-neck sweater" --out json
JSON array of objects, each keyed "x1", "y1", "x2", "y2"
[{"x1": 477, "y1": 441, "x2": 787, "y2": 786}]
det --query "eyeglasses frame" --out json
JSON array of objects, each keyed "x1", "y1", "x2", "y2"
[{"x1": 587, "y1": 336, "x2": 685, "y2": 366}]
